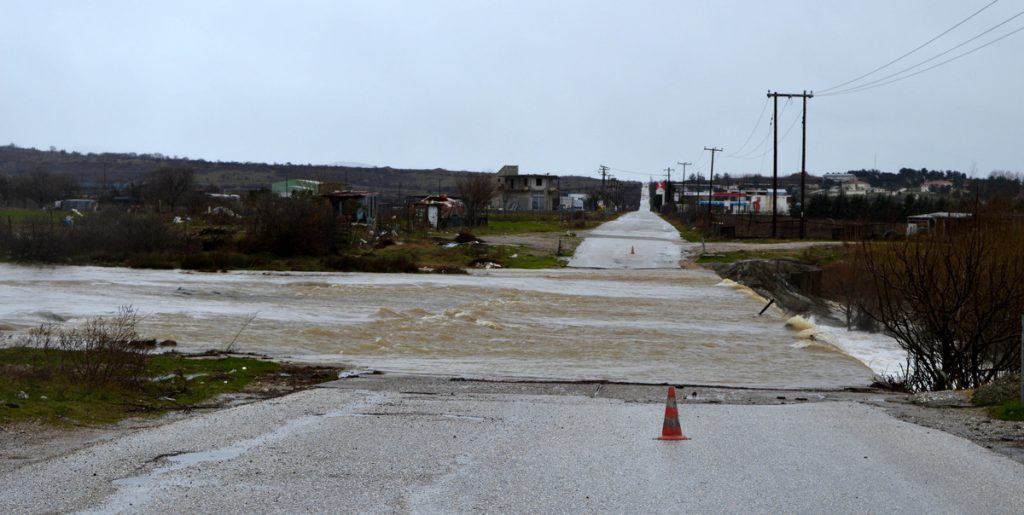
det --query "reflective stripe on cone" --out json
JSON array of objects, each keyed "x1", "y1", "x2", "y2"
[{"x1": 657, "y1": 385, "x2": 690, "y2": 441}]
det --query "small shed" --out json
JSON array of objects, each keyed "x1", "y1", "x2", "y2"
[
  {"x1": 59, "y1": 199, "x2": 98, "y2": 212},
  {"x1": 906, "y1": 212, "x2": 971, "y2": 236},
  {"x1": 322, "y1": 190, "x2": 379, "y2": 225},
  {"x1": 411, "y1": 194, "x2": 465, "y2": 229}
]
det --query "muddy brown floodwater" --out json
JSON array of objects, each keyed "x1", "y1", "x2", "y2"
[{"x1": 1, "y1": 263, "x2": 883, "y2": 389}]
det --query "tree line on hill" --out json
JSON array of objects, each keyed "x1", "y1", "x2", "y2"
[{"x1": 0, "y1": 144, "x2": 607, "y2": 206}]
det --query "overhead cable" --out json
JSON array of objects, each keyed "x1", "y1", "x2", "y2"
[
  {"x1": 817, "y1": 0, "x2": 1000, "y2": 94},
  {"x1": 727, "y1": 97, "x2": 771, "y2": 157},
  {"x1": 820, "y1": 19, "x2": 1024, "y2": 96}
]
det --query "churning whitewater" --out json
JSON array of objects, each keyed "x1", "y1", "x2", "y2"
[{"x1": 0, "y1": 190, "x2": 904, "y2": 388}]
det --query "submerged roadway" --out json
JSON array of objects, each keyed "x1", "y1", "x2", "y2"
[{"x1": 2, "y1": 191, "x2": 1022, "y2": 513}]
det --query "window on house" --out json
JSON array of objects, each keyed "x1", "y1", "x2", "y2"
[{"x1": 536, "y1": 178, "x2": 543, "y2": 187}]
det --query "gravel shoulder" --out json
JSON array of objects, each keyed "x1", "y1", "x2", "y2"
[{"x1": 482, "y1": 230, "x2": 590, "y2": 256}]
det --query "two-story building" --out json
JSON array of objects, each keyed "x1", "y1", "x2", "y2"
[{"x1": 492, "y1": 165, "x2": 560, "y2": 211}]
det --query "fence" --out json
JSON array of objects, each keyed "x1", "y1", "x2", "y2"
[{"x1": 693, "y1": 212, "x2": 905, "y2": 240}]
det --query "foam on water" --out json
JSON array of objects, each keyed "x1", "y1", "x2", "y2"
[
  {"x1": 717, "y1": 278, "x2": 772, "y2": 305},
  {"x1": 0, "y1": 263, "x2": 889, "y2": 388},
  {"x1": 783, "y1": 314, "x2": 906, "y2": 377}
]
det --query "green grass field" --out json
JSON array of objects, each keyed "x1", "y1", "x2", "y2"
[
  {"x1": 0, "y1": 347, "x2": 333, "y2": 426},
  {"x1": 0, "y1": 208, "x2": 52, "y2": 222}
]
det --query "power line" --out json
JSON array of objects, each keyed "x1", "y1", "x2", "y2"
[
  {"x1": 689, "y1": 152, "x2": 707, "y2": 171},
  {"x1": 820, "y1": 21, "x2": 1024, "y2": 97},
  {"x1": 731, "y1": 113, "x2": 775, "y2": 160},
  {"x1": 817, "y1": 0, "x2": 1001, "y2": 94},
  {"x1": 732, "y1": 98, "x2": 790, "y2": 160},
  {"x1": 779, "y1": 110, "x2": 802, "y2": 143},
  {"x1": 607, "y1": 167, "x2": 651, "y2": 177},
  {"x1": 727, "y1": 97, "x2": 771, "y2": 157}
]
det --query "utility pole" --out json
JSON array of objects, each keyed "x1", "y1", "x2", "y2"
[
  {"x1": 676, "y1": 162, "x2": 691, "y2": 209},
  {"x1": 598, "y1": 165, "x2": 609, "y2": 206},
  {"x1": 703, "y1": 147, "x2": 722, "y2": 224},
  {"x1": 664, "y1": 167, "x2": 674, "y2": 208},
  {"x1": 767, "y1": 90, "x2": 813, "y2": 239},
  {"x1": 800, "y1": 91, "x2": 810, "y2": 239}
]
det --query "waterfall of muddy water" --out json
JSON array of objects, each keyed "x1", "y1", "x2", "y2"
[{"x1": 0, "y1": 264, "x2": 882, "y2": 388}]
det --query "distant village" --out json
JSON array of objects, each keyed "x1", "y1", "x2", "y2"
[{"x1": 1, "y1": 145, "x2": 1021, "y2": 240}]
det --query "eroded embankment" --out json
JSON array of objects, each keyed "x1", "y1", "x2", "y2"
[
  {"x1": 707, "y1": 258, "x2": 834, "y2": 321},
  {"x1": 707, "y1": 258, "x2": 908, "y2": 379}
]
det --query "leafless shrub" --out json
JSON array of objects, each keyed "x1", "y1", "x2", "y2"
[
  {"x1": 145, "y1": 166, "x2": 195, "y2": 213},
  {"x1": 456, "y1": 173, "x2": 497, "y2": 227},
  {"x1": 22, "y1": 306, "x2": 150, "y2": 388},
  {"x1": 819, "y1": 248, "x2": 876, "y2": 332},
  {"x1": 241, "y1": 192, "x2": 341, "y2": 256},
  {"x1": 858, "y1": 216, "x2": 1024, "y2": 391},
  {"x1": 75, "y1": 211, "x2": 182, "y2": 257}
]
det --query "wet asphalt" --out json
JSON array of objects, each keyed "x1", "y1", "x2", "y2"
[{"x1": 3, "y1": 376, "x2": 1023, "y2": 514}]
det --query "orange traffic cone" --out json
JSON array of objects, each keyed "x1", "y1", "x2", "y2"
[
  {"x1": 656, "y1": 386, "x2": 690, "y2": 441},
  {"x1": 630, "y1": 246, "x2": 635, "y2": 255}
]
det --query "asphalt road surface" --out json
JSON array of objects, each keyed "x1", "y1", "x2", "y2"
[
  {"x1": 4, "y1": 380, "x2": 1022, "y2": 514},
  {"x1": 568, "y1": 188, "x2": 684, "y2": 269}
]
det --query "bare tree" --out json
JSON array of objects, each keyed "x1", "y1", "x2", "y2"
[
  {"x1": 456, "y1": 173, "x2": 498, "y2": 227},
  {"x1": 241, "y1": 191, "x2": 341, "y2": 256},
  {"x1": 0, "y1": 173, "x2": 9, "y2": 206},
  {"x1": 146, "y1": 167, "x2": 195, "y2": 212},
  {"x1": 859, "y1": 217, "x2": 1024, "y2": 390},
  {"x1": 12, "y1": 167, "x2": 78, "y2": 208},
  {"x1": 820, "y1": 250, "x2": 868, "y2": 331}
]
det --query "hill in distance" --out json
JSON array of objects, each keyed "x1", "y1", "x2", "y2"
[{"x1": 0, "y1": 144, "x2": 611, "y2": 203}]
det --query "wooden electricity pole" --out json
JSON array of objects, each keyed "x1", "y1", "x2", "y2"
[
  {"x1": 598, "y1": 165, "x2": 609, "y2": 205},
  {"x1": 703, "y1": 147, "x2": 722, "y2": 224},
  {"x1": 676, "y1": 162, "x2": 691, "y2": 212},
  {"x1": 664, "y1": 167, "x2": 674, "y2": 207},
  {"x1": 767, "y1": 90, "x2": 813, "y2": 239}
]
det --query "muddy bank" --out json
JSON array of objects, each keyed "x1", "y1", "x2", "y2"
[{"x1": 707, "y1": 258, "x2": 840, "y2": 323}]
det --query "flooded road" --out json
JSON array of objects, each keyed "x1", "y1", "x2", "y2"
[
  {"x1": 0, "y1": 264, "x2": 881, "y2": 388},
  {"x1": 0, "y1": 191, "x2": 903, "y2": 388}
]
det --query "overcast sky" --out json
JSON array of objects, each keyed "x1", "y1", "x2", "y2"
[{"x1": 1, "y1": 1, "x2": 1021, "y2": 180}]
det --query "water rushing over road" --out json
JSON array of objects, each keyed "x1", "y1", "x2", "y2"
[
  {"x1": 0, "y1": 190, "x2": 902, "y2": 388},
  {"x1": 0, "y1": 264, "x2": 876, "y2": 388}
]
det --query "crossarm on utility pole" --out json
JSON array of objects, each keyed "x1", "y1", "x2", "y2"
[{"x1": 767, "y1": 90, "x2": 813, "y2": 239}]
